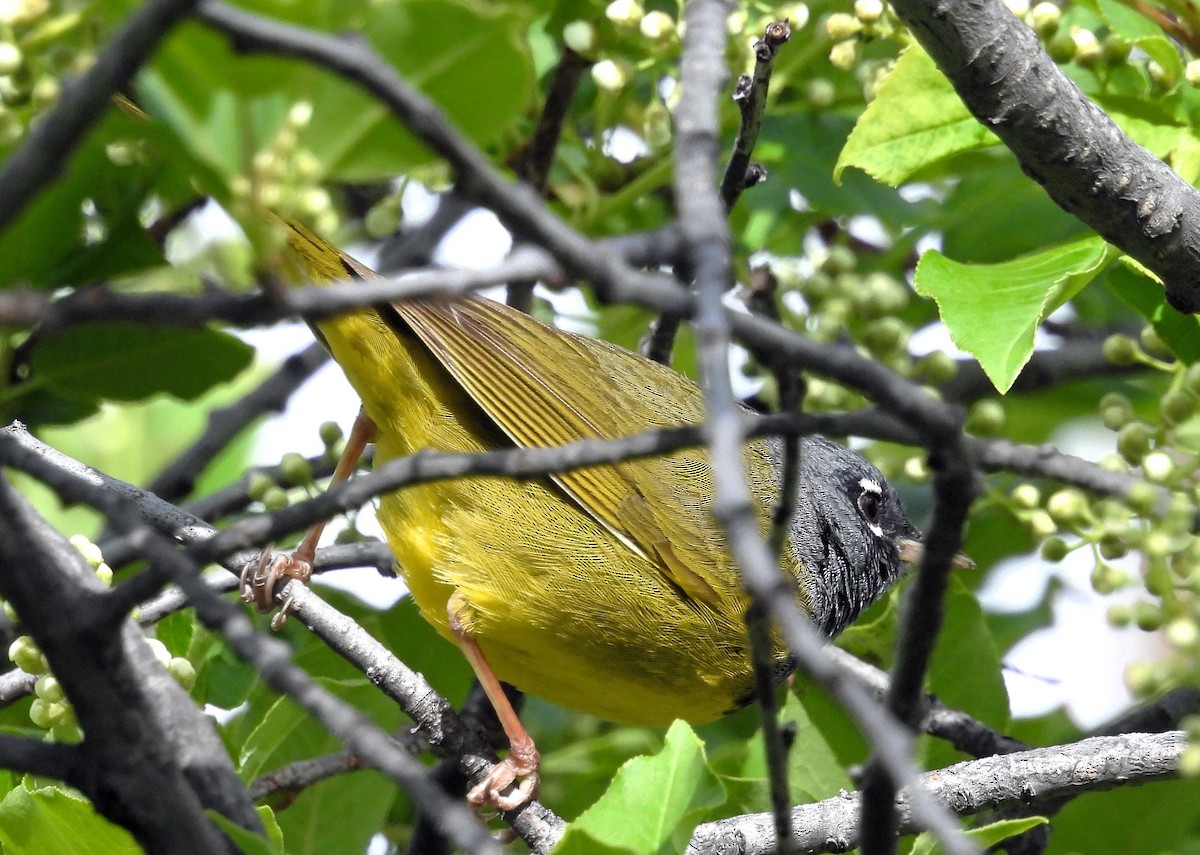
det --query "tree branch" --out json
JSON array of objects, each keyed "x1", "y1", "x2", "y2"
[
  {"x1": 887, "y1": 0, "x2": 1200, "y2": 313},
  {"x1": 688, "y1": 732, "x2": 1184, "y2": 854},
  {"x1": 0, "y1": 734, "x2": 84, "y2": 783},
  {"x1": 0, "y1": 476, "x2": 246, "y2": 854},
  {"x1": 0, "y1": 424, "x2": 564, "y2": 851}
]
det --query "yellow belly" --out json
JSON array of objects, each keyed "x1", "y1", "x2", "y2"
[{"x1": 318, "y1": 310, "x2": 757, "y2": 726}]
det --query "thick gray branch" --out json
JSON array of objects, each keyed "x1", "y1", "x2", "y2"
[
  {"x1": 888, "y1": 0, "x2": 1200, "y2": 313},
  {"x1": 689, "y1": 732, "x2": 1183, "y2": 854}
]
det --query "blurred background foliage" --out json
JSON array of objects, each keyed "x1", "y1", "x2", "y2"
[{"x1": 3, "y1": 0, "x2": 1200, "y2": 851}]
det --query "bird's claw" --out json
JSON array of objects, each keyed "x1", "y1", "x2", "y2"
[
  {"x1": 240, "y1": 548, "x2": 313, "y2": 627},
  {"x1": 467, "y1": 737, "x2": 540, "y2": 812}
]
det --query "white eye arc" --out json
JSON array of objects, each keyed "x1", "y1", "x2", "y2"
[{"x1": 856, "y1": 478, "x2": 884, "y2": 537}]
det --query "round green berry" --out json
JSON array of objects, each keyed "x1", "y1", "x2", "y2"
[
  {"x1": 261, "y1": 486, "x2": 289, "y2": 511},
  {"x1": 913, "y1": 351, "x2": 957, "y2": 385},
  {"x1": 1107, "y1": 603, "x2": 1132, "y2": 626},
  {"x1": 643, "y1": 101, "x2": 672, "y2": 149},
  {"x1": 1124, "y1": 660, "x2": 1158, "y2": 695},
  {"x1": 1028, "y1": 510, "x2": 1057, "y2": 538},
  {"x1": 319, "y1": 421, "x2": 344, "y2": 450},
  {"x1": 825, "y1": 12, "x2": 862, "y2": 41},
  {"x1": 9, "y1": 636, "x2": 46, "y2": 675},
  {"x1": 1166, "y1": 618, "x2": 1200, "y2": 648},
  {"x1": 1091, "y1": 562, "x2": 1127, "y2": 594},
  {"x1": 1040, "y1": 536, "x2": 1069, "y2": 562},
  {"x1": 279, "y1": 452, "x2": 314, "y2": 487},
  {"x1": 1072, "y1": 28, "x2": 1102, "y2": 67},
  {"x1": 1134, "y1": 601, "x2": 1163, "y2": 631},
  {"x1": 965, "y1": 399, "x2": 1006, "y2": 436},
  {"x1": 1103, "y1": 34, "x2": 1132, "y2": 64},
  {"x1": 247, "y1": 472, "x2": 276, "y2": 501},
  {"x1": 1030, "y1": 2, "x2": 1060, "y2": 37},
  {"x1": 640, "y1": 11, "x2": 675, "y2": 40},
  {"x1": 805, "y1": 78, "x2": 836, "y2": 108},
  {"x1": 562, "y1": 20, "x2": 598, "y2": 56},
  {"x1": 28, "y1": 698, "x2": 53, "y2": 729},
  {"x1": 818, "y1": 246, "x2": 857, "y2": 276},
  {"x1": 35, "y1": 675, "x2": 64, "y2": 703},
  {"x1": 1012, "y1": 484, "x2": 1041, "y2": 510},
  {"x1": 1140, "y1": 325, "x2": 1171, "y2": 358},
  {"x1": 864, "y1": 317, "x2": 908, "y2": 356},
  {"x1": 1098, "y1": 532, "x2": 1128, "y2": 561},
  {"x1": 1103, "y1": 333, "x2": 1140, "y2": 366},
  {"x1": 1117, "y1": 422, "x2": 1152, "y2": 463},
  {"x1": 168, "y1": 657, "x2": 197, "y2": 691},
  {"x1": 1047, "y1": 488, "x2": 1088, "y2": 526},
  {"x1": 1142, "y1": 451, "x2": 1174, "y2": 483},
  {"x1": 1046, "y1": 30, "x2": 1076, "y2": 63},
  {"x1": 800, "y1": 272, "x2": 834, "y2": 301},
  {"x1": 0, "y1": 43, "x2": 22, "y2": 76},
  {"x1": 1099, "y1": 392, "x2": 1133, "y2": 430},
  {"x1": 1162, "y1": 390, "x2": 1196, "y2": 426}
]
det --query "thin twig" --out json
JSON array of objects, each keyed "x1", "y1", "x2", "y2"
[
  {"x1": 720, "y1": 19, "x2": 790, "y2": 210},
  {"x1": 508, "y1": 47, "x2": 590, "y2": 309}
]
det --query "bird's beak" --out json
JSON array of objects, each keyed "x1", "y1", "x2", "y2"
[{"x1": 896, "y1": 538, "x2": 976, "y2": 570}]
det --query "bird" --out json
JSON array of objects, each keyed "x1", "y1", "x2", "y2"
[{"x1": 246, "y1": 220, "x2": 940, "y2": 810}]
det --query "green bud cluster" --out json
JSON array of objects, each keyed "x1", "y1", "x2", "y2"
[
  {"x1": 2, "y1": 536, "x2": 202, "y2": 742},
  {"x1": 823, "y1": 0, "x2": 899, "y2": 76},
  {"x1": 558, "y1": 0, "x2": 689, "y2": 163},
  {"x1": 1010, "y1": 343, "x2": 1200, "y2": 699},
  {"x1": 0, "y1": 1, "x2": 101, "y2": 145},
  {"x1": 231, "y1": 102, "x2": 335, "y2": 237},
  {"x1": 1023, "y1": 4, "x2": 1161, "y2": 89}
]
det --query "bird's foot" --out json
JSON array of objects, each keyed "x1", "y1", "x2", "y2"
[
  {"x1": 240, "y1": 548, "x2": 313, "y2": 629},
  {"x1": 468, "y1": 734, "x2": 540, "y2": 812}
]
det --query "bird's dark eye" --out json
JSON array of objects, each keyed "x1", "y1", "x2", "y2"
[{"x1": 857, "y1": 490, "x2": 882, "y2": 527}]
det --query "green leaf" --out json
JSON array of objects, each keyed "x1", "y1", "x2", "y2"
[
  {"x1": 555, "y1": 720, "x2": 725, "y2": 855},
  {"x1": 234, "y1": 676, "x2": 401, "y2": 855},
  {"x1": 910, "y1": 815, "x2": 1048, "y2": 854},
  {"x1": 1046, "y1": 776, "x2": 1200, "y2": 852},
  {"x1": 541, "y1": 727, "x2": 663, "y2": 821},
  {"x1": 28, "y1": 324, "x2": 253, "y2": 404},
  {"x1": 209, "y1": 809, "x2": 284, "y2": 855},
  {"x1": 0, "y1": 113, "x2": 164, "y2": 289},
  {"x1": 0, "y1": 785, "x2": 140, "y2": 855},
  {"x1": 835, "y1": 45, "x2": 997, "y2": 186},
  {"x1": 1091, "y1": 0, "x2": 1161, "y2": 38},
  {"x1": 1107, "y1": 262, "x2": 1200, "y2": 363},
  {"x1": 743, "y1": 693, "x2": 851, "y2": 804},
  {"x1": 753, "y1": 113, "x2": 921, "y2": 229},
  {"x1": 928, "y1": 577, "x2": 1009, "y2": 730},
  {"x1": 1088, "y1": 0, "x2": 1185, "y2": 96},
  {"x1": 155, "y1": 609, "x2": 196, "y2": 659},
  {"x1": 191, "y1": 628, "x2": 259, "y2": 711},
  {"x1": 936, "y1": 154, "x2": 1089, "y2": 263},
  {"x1": 913, "y1": 235, "x2": 1112, "y2": 393},
  {"x1": 140, "y1": 0, "x2": 536, "y2": 184}
]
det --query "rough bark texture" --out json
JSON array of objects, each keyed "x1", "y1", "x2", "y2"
[{"x1": 890, "y1": 0, "x2": 1200, "y2": 313}]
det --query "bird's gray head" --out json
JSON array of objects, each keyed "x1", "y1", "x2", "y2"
[{"x1": 784, "y1": 436, "x2": 921, "y2": 637}]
